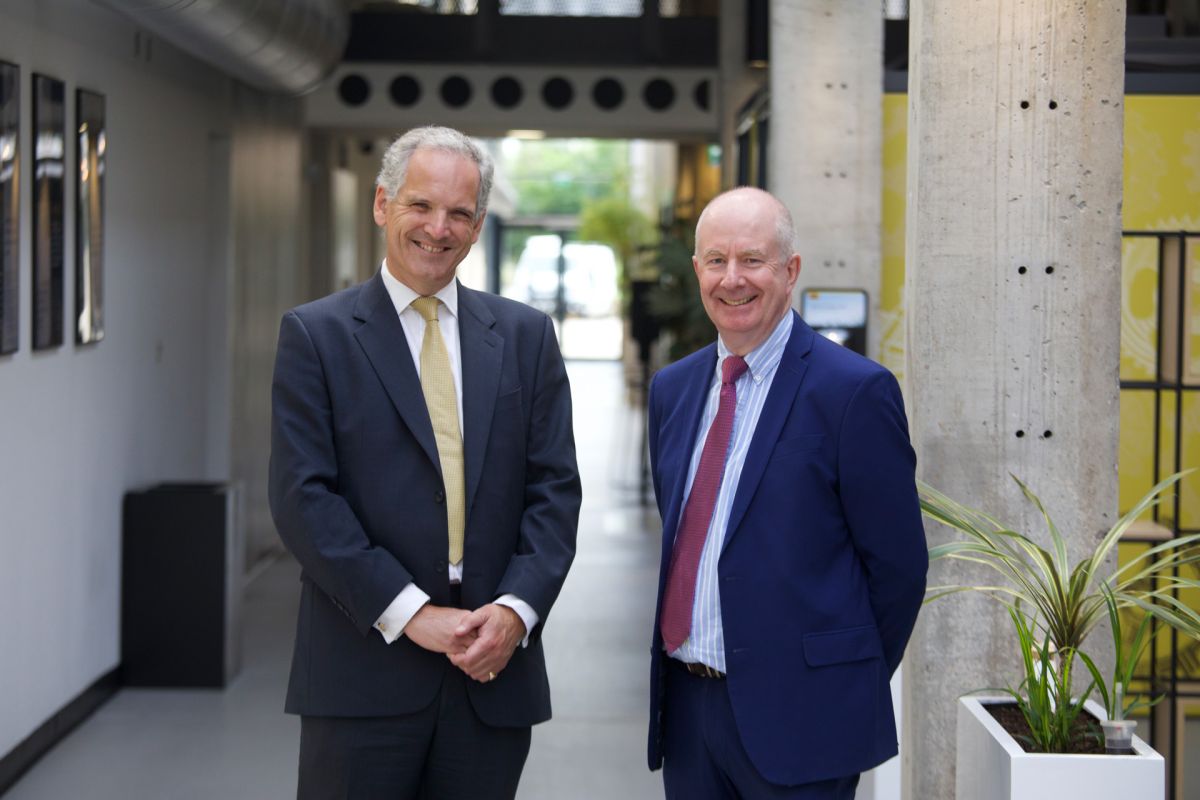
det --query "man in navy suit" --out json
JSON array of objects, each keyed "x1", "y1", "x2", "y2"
[
  {"x1": 646, "y1": 187, "x2": 927, "y2": 799},
  {"x1": 269, "y1": 126, "x2": 580, "y2": 799}
]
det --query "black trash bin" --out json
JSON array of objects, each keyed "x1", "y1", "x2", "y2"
[{"x1": 121, "y1": 482, "x2": 243, "y2": 687}]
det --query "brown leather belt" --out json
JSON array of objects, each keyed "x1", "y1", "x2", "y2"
[{"x1": 670, "y1": 658, "x2": 725, "y2": 679}]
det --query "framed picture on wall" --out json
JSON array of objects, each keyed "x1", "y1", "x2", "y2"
[
  {"x1": 0, "y1": 61, "x2": 18, "y2": 355},
  {"x1": 76, "y1": 88, "x2": 104, "y2": 345},
  {"x1": 32, "y1": 73, "x2": 64, "y2": 351}
]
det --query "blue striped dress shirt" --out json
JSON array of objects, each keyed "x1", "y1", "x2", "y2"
[{"x1": 672, "y1": 310, "x2": 793, "y2": 672}]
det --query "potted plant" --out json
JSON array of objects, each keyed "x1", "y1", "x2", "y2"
[{"x1": 920, "y1": 471, "x2": 1200, "y2": 800}]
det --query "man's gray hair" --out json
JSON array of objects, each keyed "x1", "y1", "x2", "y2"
[
  {"x1": 376, "y1": 126, "x2": 494, "y2": 222},
  {"x1": 694, "y1": 187, "x2": 796, "y2": 260}
]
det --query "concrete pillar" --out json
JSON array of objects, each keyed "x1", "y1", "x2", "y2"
[
  {"x1": 904, "y1": 2, "x2": 1125, "y2": 798},
  {"x1": 768, "y1": 0, "x2": 883, "y2": 359}
]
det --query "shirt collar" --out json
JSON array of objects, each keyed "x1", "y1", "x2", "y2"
[
  {"x1": 379, "y1": 260, "x2": 459, "y2": 320},
  {"x1": 716, "y1": 310, "x2": 793, "y2": 384}
]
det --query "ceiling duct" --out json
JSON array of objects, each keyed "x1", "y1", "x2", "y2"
[{"x1": 98, "y1": 0, "x2": 350, "y2": 95}]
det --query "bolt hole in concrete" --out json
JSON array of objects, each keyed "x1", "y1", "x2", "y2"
[
  {"x1": 1043, "y1": 430, "x2": 1053, "y2": 438},
  {"x1": 1016, "y1": 430, "x2": 1026, "y2": 438},
  {"x1": 1049, "y1": 100, "x2": 1058, "y2": 109},
  {"x1": 1045, "y1": 265, "x2": 1055, "y2": 274},
  {"x1": 1018, "y1": 266, "x2": 1028, "y2": 275},
  {"x1": 1020, "y1": 100, "x2": 1030, "y2": 109}
]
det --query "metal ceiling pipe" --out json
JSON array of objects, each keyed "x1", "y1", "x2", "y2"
[{"x1": 97, "y1": 0, "x2": 350, "y2": 95}]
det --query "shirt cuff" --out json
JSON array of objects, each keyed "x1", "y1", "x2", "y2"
[
  {"x1": 495, "y1": 594, "x2": 538, "y2": 648},
  {"x1": 373, "y1": 583, "x2": 430, "y2": 644}
]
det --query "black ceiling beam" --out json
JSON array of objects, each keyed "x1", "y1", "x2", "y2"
[
  {"x1": 345, "y1": 11, "x2": 718, "y2": 67},
  {"x1": 883, "y1": 19, "x2": 908, "y2": 71},
  {"x1": 884, "y1": 14, "x2": 1200, "y2": 93}
]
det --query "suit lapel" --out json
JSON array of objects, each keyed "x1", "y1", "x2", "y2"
[
  {"x1": 456, "y1": 284, "x2": 503, "y2": 516},
  {"x1": 722, "y1": 313, "x2": 814, "y2": 551},
  {"x1": 661, "y1": 345, "x2": 719, "y2": 551},
  {"x1": 351, "y1": 274, "x2": 440, "y2": 472}
]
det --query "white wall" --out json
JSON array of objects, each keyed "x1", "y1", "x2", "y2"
[{"x1": 0, "y1": 0, "x2": 233, "y2": 758}]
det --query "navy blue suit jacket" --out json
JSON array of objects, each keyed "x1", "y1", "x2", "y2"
[
  {"x1": 647, "y1": 312, "x2": 927, "y2": 785},
  {"x1": 268, "y1": 275, "x2": 580, "y2": 727}
]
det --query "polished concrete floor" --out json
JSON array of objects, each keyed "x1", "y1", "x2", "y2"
[{"x1": 6, "y1": 360, "x2": 665, "y2": 799}]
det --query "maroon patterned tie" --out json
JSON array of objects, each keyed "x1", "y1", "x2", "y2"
[{"x1": 660, "y1": 354, "x2": 749, "y2": 654}]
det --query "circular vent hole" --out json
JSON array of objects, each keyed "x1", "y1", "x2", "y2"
[
  {"x1": 389, "y1": 76, "x2": 421, "y2": 107},
  {"x1": 440, "y1": 76, "x2": 472, "y2": 108},
  {"x1": 338, "y1": 75, "x2": 370, "y2": 107},
  {"x1": 542, "y1": 77, "x2": 574, "y2": 109},
  {"x1": 644, "y1": 78, "x2": 675, "y2": 111},
  {"x1": 491, "y1": 76, "x2": 522, "y2": 109},
  {"x1": 592, "y1": 78, "x2": 624, "y2": 110}
]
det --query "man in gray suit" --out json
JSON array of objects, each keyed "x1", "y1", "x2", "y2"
[{"x1": 269, "y1": 125, "x2": 580, "y2": 799}]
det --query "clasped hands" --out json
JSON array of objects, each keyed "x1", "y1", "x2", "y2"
[{"x1": 404, "y1": 602, "x2": 525, "y2": 683}]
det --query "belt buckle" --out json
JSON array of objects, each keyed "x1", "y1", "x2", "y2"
[{"x1": 685, "y1": 661, "x2": 725, "y2": 679}]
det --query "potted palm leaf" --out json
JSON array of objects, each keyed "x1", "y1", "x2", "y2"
[{"x1": 920, "y1": 470, "x2": 1200, "y2": 800}]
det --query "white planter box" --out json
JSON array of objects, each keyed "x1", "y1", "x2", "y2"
[{"x1": 956, "y1": 696, "x2": 1163, "y2": 800}]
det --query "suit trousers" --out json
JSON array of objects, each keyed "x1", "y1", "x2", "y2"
[
  {"x1": 662, "y1": 660, "x2": 860, "y2": 800},
  {"x1": 298, "y1": 664, "x2": 531, "y2": 800}
]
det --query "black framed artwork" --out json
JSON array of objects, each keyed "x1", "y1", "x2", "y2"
[
  {"x1": 0, "y1": 61, "x2": 18, "y2": 355},
  {"x1": 32, "y1": 73, "x2": 64, "y2": 351},
  {"x1": 75, "y1": 89, "x2": 104, "y2": 345}
]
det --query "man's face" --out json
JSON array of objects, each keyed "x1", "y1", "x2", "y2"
[
  {"x1": 373, "y1": 147, "x2": 485, "y2": 295},
  {"x1": 692, "y1": 192, "x2": 800, "y2": 355}
]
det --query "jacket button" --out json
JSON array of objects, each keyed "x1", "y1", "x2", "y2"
[
  {"x1": 435, "y1": 490, "x2": 445, "y2": 504},
  {"x1": 435, "y1": 560, "x2": 446, "y2": 572}
]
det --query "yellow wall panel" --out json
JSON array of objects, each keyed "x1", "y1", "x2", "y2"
[
  {"x1": 1123, "y1": 97, "x2": 1200, "y2": 232},
  {"x1": 1188, "y1": 240, "x2": 1200, "y2": 382},
  {"x1": 1120, "y1": 390, "x2": 1157, "y2": 516},
  {"x1": 1182, "y1": 392, "x2": 1200, "y2": 530},
  {"x1": 1121, "y1": 238, "x2": 1159, "y2": 383},
  {"x1": 880, "y1": 94, "x2": 908, "y2": 380}
]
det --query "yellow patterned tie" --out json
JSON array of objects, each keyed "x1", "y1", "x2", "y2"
[{"x1": 411, "y1": 297, "x2": 465, "y2": 565}]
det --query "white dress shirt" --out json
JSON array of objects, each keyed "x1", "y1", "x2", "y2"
[
  {"x1": 671, "y1": 311, "x2": 793, "y2": 672},
  {"x1": 371, "y1": 263, "x2": 538, "y2": 644}
]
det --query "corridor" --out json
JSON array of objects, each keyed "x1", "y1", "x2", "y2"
[{"x1": 6, "y1": 361, "x2": 664, "y2": 800}]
